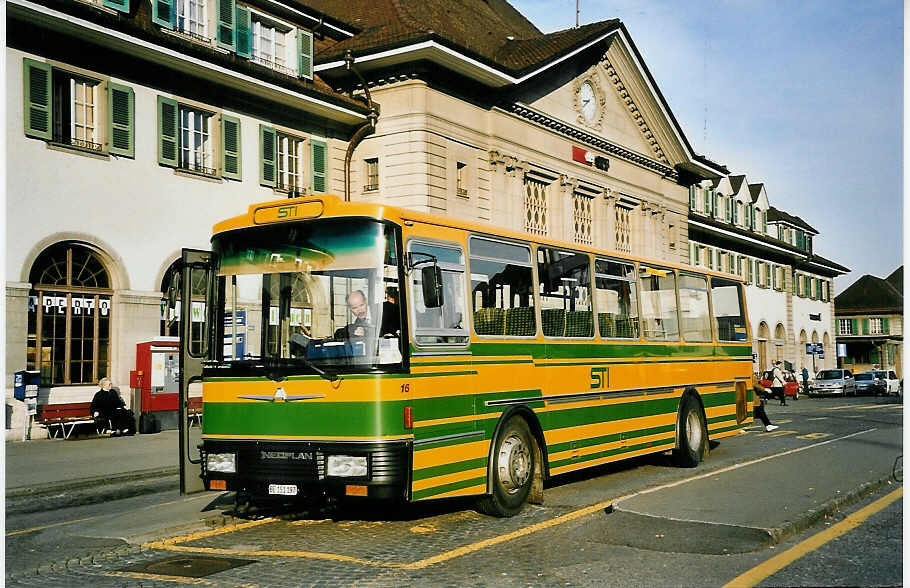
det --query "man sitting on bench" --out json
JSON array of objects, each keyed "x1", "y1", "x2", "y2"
[{"x1": 91, "y1": 377, "x2": 135, "y2": 436}]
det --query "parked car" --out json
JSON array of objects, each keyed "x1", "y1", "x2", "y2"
[
  {"x1": 872, "y1": 370, "x2": 902, "y2": 396},
  {"x1": 809, "y1": 369, "x2": 856, "y2": 397},
  {"x1": 854, "y1": 372, "x2": 887, "y2": 396},
  {"x1": 759, "y1": 370, "x2": 800, "y2": 399}
]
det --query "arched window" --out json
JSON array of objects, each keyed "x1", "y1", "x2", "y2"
[{"x1": 28, "y1": 242, "x2": 113, "y2": 385}]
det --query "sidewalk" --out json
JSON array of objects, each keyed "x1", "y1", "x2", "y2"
[{"x1": 6, "y1": 430, "x2": 185, "y2": 514}]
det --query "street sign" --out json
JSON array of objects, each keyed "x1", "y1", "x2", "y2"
[{"x1": 805, "y1": 343, "x2": 823, "y2": 355}]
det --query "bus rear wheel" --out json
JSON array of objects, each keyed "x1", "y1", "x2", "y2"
[
  {"x1": 476, "y1": 416, "x2": 535, "y2": 517},
  {"x1": 673, "y1": 396, "x2": 708, "y2": 468}
]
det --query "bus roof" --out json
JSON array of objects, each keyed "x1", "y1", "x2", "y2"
[{"x1": 212, "y1": 194, "x2": 743, "y2": 282}]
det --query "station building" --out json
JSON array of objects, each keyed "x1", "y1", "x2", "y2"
[
  {"x1": 5, "y1": 0, "x2": 842, "y2": 439},
  {"x1": 687, "y1": 176, "x2": 849, "y2": 374}
]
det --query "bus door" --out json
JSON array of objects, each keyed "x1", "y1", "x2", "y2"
[{"x1": 170, "y1": 248, "x2": 216, "y2": 494}]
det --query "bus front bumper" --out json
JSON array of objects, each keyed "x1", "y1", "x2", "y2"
[{"x1": 201, "y1": 439, "x2": 412, "y2": 501}]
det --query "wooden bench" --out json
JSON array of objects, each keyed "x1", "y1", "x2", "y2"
[
  {"x1": 36, "y1": 402, "x2": 108, "y2": 439},
  {"x1": 187, "y1": 396, "x2": 202, "y2": 427}
]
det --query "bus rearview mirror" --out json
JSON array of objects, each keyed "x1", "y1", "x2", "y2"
[{"x1": 421, "y1": 265, "x2": 444, "y2": 308}]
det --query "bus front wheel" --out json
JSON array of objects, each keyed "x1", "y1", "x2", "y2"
[
  {"x1": 476, "y1": 416, "x2": 535, "y2": 517},
  {"x1": 673, "y1": 396, "x2": 708, "y2": 468}
]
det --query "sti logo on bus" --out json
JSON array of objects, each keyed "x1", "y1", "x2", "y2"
[
  {"x1": 277, "y1": 205, "x2": 299, "y2": 219},
  {"x1": 590, "y1": 367, "x2": 609, "y2": 390}
]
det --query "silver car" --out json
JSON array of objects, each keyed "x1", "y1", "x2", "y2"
[
  {"x1": 810, "y1": 369, "x2": 856, "y2": 397},
  {"x1": 855, "y1": 372, "x2": 887, "y2": 396}
]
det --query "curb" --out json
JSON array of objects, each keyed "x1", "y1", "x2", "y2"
[
  {"x1": 6, "y1": 470, "x2": 180, "y2": 516},
  {"x1": 762, "y1": 470, "x2": 901, "y2": 545},
  {"x1": 7, "y1": 466, "x2": 179, "y2": 498}
]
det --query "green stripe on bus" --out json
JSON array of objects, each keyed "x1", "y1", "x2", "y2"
[
  {"x1": 469, "y1": 341, "x2": 751, "y2": 360},
  {"x1": 412, "y1": 457, "x2": 487, "y2": 481},
  {"x1": 202, "y1": 401, "x2": 408, "y2": 436},
  {"x1": 413, "y1": 359, "x2": 534, "y2": 367},
  {"x1": 412, "y1": 475, "x2": 487, "y2": 500},
  {"x1": 546, "y1": 423, "x2": 676, "y2": 454}
]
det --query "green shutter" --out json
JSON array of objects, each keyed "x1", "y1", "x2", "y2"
[
  {"x1": 103, "y1": 0, "x2": 130, "y2": 12},
  {"x1": 217, "y1": 0, "x2": 236, "y2": 51},
  {"x1": 260, "y1": 125, "x2": 276, "y2": 186},
  {"x1": 157, "y1": 96, "x2": 178, "y2": 167},
  {"x1": 107, "y1": 83, "x2": 134, "y2": 157},
  {"x1": 311, "y1": 139, "x2": 326, "y2": 192},
  {"x1": 221, "y1": 115, "x2": 241, "y2": 180},
  {"x1": 862, "y1": 318, "x2": 869, "y2": 334},
  {"x1": 882, "y1": 318, "x2": 890, "y2": 334},
  {"x1": 298, "y1": 29, "x2": 314, "y2": 79},
  {"x1": 707, "y1": 249, "x2": 713, "y2": 270},
  {"x1": 23, "y1": 59, "x2": 52, "y2": 140},
  {"x1": 851, "y1": 319, "x2": 858, "y2": 335},
  {"x1": 152, "y1": 0, "x2": 175, "y2": 29},
  {"x1": 712, "y1": 192, "x2": 718, "y2": 217},
  {"x1": 689, "y1": 186, "x2": 696, "y2": 209},
  {"x1": 235, "y1": 6, "x2": 251, "y2": 58}
]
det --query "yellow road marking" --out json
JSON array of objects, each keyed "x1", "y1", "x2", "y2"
[
  {"x1": 145, "y1": 428, "x2": 880, "y2": 570},
  {"x1": 6, "y1": 516, "x2": 98, "y2": 537},
  {"x1": 723, "y1": 486, "x2": 902, "y2": 588},
  {"x1": 765, "y1": 430, "x2": 798, "y2": 437},
  {"x1": 796, "y1": 433, "x2": 832, "y2": 440},
  {"x1": 102, "y1": 571, "x2": 216, "y2": 585},
  {"x1": 825, "y1": 405, "x2": 855, "y2": 411}
]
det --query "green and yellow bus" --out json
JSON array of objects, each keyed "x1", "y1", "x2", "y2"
[{"x1": 194, "y1": 194, "x2": 753, "y2": 516}]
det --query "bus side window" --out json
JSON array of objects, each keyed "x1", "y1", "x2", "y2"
[
  {"x1": 594, "y1": 259, "x2": 640, "y2": 339},
  {"x1": 469, "y1": 237, "x2": 536, "y2": 337},
  {"x1": 639, "y1": 266, "x2": 679, "y2": 341},
  {"x1": 678, "y1": 273, "x2": 712, "y2": 342},
  {"x1": 408, "y1": 241, "x2": 468, "y2": 346},
  {"x1": 538, "y1": 247, "x2": 593, "y2": 338},
  {"x1": 710, "y1": 277, "x2": 748, "y2": 342}
]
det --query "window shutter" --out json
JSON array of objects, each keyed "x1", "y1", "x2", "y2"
[
  {"x1": 311, "y1": 139, "x2": 326, "y2": 192},
  {"x1": 103, "y1": 0, "x2": 130, "y2": 12},
  {"x1": 217, "y1": 0, "x2": 236, "y2": 51},
  {"x1": 221, "y1": 115, "x2": 241, "y2": 180},
  {"x1": 152, "y1": 0, "x2": 175, "y2": 29},
  {"x1": 862, "y1": 318, "x2": 869, "y2": 334},
  {"x1": 259, "y1": 125, "x2": 276, "y2": 187},
  {"x1": 712, "y1": 192, "x2": 718, "y2": 217},
  {"x1": 882, "y1": 317, "x2": 890, "y2": 334},
  {"x1": 23, "y1": 59, "x2": 52, "y2": 141},
  {"x1": 707, "y1": 249, "x2": 713, "y2": 270},
  {"x1": 298, "y1": 29, "x2": 314, "y2": 79},
  {"x1": 107, "y1": 83, "x2": 135, "y2": 157},
  {"x1": 235, "y1": 6, "x2": 251, "y2": 58},
  {"x1": 689, "y1": 186, "x2": 696, "y2": 209},
  {"x1": 157, "y1": 96, "x2": 178, "y2": 167}
]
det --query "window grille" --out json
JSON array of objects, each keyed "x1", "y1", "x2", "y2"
[
  {"x1": 838, "y1": 319, "x2": 853, "y2": 335},
  {"x1": 869, "y1": 318, "x2": 883, "y2": 334},
  {"x1": 177, "y1": 0, "x2": 207, "y2": 38},
  {"x1": 524, "y1": 177, "x2": 549, "y2": 236},
  {"x1": 364, "y1": 158, "x2": 379, "y2": 191},
  {"x1": 179, "y1": 106, "x2": 213, "y2": 174},
  {"x1": 573, "y1": 193, "x2": 593, "y2": 245},
  {"x1": 615, "y1": 205, "x2": 631, "y2": 253}
]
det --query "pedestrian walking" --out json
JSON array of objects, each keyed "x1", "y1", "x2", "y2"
[
  {"x1": 801, "y1": 366, "x2": 810, "y2": 395},
  {"x1": 771, "y1": 360, "x2": 787, "y2": 406},
  {"x1": 752, "y1": 379, "x2": 778, "y2": 432}
]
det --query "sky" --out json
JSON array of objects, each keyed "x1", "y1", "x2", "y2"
[{"x1": 513, "y1": 0, "x2": 903, "y2": 293}]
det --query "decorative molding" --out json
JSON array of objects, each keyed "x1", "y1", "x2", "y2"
[
  {"x1": 508, "y1": 104, "x2": 678, "y2": 180},
  {"x1": 602, "y1": 57, "x2": 669, "y2": 165}
]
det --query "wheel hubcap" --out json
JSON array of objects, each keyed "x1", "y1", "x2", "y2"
[
  {"x1": 497, "y1": 434, "x2": 531, "y2": 494},
  {"x1": 686, "y1": 411, "x2": 702, "y2": 450}
]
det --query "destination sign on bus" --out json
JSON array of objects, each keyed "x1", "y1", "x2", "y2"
[{"x1": 253, "y1": 200, "x2": 324, "y2": 224}]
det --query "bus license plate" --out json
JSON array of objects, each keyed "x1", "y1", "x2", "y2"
[{"x1": 268, "y1": 484, "x2": 298, "y2": 496}]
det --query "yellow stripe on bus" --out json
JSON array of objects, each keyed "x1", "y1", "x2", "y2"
[
  {"x1": 411, "y1": 467, "x2": 487, "y2": 492},
  {"x1": 413, "y1": 439, "x2": 490, "y2": 470},
  {"x1": 549, "y1": 442, "x2": 677, "y2": 475},
  {"x1": 203, "y1": 434, "x2": 413, "y2": 441},
  {"x1": 548, "y1": 430, "x2": 676, "y2": 462},
  {"x1": 544, "y1": 412, "x2": 677, "y2": 446}
]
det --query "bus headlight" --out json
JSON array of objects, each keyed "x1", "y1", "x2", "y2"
[
  {"x1": 326, "y1": 455, "x2": 368, "y2": 477},
  {"x1": 206, "y1": 453, "x2": 237, "y2": 473}
]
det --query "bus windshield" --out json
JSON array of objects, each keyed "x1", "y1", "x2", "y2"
[{"x1": 213, "y1": 218, "x2": 403, "y2": 371}]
